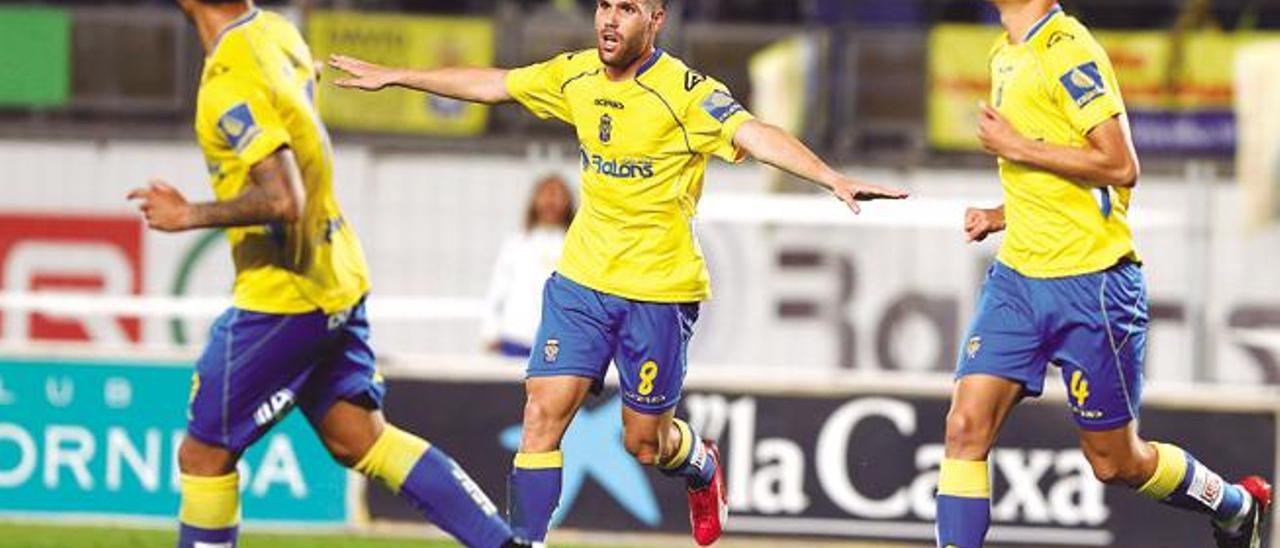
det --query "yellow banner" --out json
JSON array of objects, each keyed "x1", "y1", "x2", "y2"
[
  {"x1": 308, "y1": 11, "x2": 494, "y2": 136},
  {"x1": 1235, "y1": 41, "x2": 1280, "y2": 229},
  {"x1": 928, "y1": 24, "x2": 1275, "y2": 151}
]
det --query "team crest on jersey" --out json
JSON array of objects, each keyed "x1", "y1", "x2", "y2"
[
  {"x1": 702, "y1": 89, "x2": 744, "y2": 123},
  {"x1": 685, "y1": 70, "x2": 706, "y2": 91},
  {"x1": 218, "y1": 102, "x2": 262, "y2": 152},
  {"x1": 1059, "y1": 61, "x2": 1107, "y2": 108},
  {"x1": 599, "y1": 113, "x2": 613, "y2": 143},
  {"x1": 966, "y1": 336, "x2": 982, "y2": 359},
  {"x1": 544, "y1": 339, "x2": 561, "y2": 363}
]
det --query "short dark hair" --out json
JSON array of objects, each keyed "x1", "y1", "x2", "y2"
[{"x1": 194, "y1": 0, "x2": 247, "y2": 4}]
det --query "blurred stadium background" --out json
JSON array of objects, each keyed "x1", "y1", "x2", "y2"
[{"x1": 0, "y1": 0, "x2": 1277, "y2": 546}]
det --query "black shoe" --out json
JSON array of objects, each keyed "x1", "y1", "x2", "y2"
[{"x1": 1214, "y1": 476, "x2": 1272, "y2": 548}]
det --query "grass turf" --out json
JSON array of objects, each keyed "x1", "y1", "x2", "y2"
[{"x1": 0, "y1": 523, "x2": 610, "y2": 548}]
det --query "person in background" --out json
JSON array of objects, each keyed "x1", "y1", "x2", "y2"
[{"x1": 481, "y1": 174, "x2": 576, "y2": 357}]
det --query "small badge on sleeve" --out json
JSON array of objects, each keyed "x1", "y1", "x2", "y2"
[
  {"x1": 1059, "y1": 61, "x2": 1107, "y2": 108},
  {"x1": 701, "y1": 89, "x2": 745, "y2": 124},
  {"x1": 217, "y1": 102, "x2": 262, "y2": 152}
]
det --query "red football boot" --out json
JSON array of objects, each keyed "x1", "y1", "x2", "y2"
[
  {"x1": 687, "y1": 440, "x2": 727, "y2": 546},
  {"x1": 1214, "y1": 476, "x2": 1272, "y2": 548}
]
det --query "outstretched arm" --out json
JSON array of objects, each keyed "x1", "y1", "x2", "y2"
[
  {"x1": 328, "y1": 54, "x2": 512, "y2": 105},
  {"x1": 128, "y1": 148, "x2": 306, "y2": 232},
  {"x1": 978, "y1": 103, "x2": 1140, "y2": 188},
  {"x1": 733, "y1": 119, "x2": 909, "y2": 214}
]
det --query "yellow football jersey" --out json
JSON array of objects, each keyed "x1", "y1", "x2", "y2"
[
  {"x1": 507, "y1": 49, "x2": 754, "y2": 302},
  {"x1": 196, "y1": 9, "x2": 369, "y2": 314},
  {"x1": 990, "y1": 7, "x2": 1140, "y2": 278}
]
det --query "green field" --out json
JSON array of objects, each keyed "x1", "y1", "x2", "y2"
[
  {"x1": 0, "y1": 523, "x2": 611, "y2": 548},
  {"x1": 0, "y1": 522, "x2": 934, "y2": 548}
]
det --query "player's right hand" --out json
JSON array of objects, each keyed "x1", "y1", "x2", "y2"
[
  {"x1": 328, "y1": 54, "x2": 399, "y2": 91},
  {"x1": 831, "y1": 178, "x2": 910, "y2": 215},
  {"x1": 964, "y1": 207, "x2": 1006, "y2": 243},
  {"x1": 127, "y1": 180, "x2": 193, "y2": 233}
]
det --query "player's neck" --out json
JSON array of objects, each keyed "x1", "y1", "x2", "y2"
[
  {"x1": 998, "y1": 1, "x2": 1059, "y2": 45},
  {"x1": 193, "y1": 3, "x2": 256, "y2": 53},
  {"x1": 604, "y1": 46, "x2": 657, "y2": 81}
]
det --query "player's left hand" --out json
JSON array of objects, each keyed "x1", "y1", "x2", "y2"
[
  {"x1": 977, "y1": 102, "x2": 1027, "y2": 161},
  {"x1": 127, "y1": 180, "x2": 193, "y2": 232},
  {"x1": 831, "y1": 178, "x2": 910, "y2": 215}
]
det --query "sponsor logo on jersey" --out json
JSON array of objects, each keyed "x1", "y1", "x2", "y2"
[
  {"x1": 1059, "y1": 61, "x2": 1107, "y2": 108},
  {"x1": 1046, "y1": 31, "x2": 1076, "y2": 49},
  {"x1": 594, "y1": 98, "x2": 626, "y2": 110},
  {"x1": 217, "y1": 102, "x2": 262, "y2": 153},
  {"x1": 702, "y1": 89, "x2": 745, "y2": 123},
  {"x1": 685, "y1": 70, "x2": 707, "y2": 92},
  {"x1": 583, "y1": 153, "x2": 656, "y2": 179}
]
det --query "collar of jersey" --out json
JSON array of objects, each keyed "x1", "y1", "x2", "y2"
[
  {"x1": 1023, "y1": 4, "x2": 1062, "y2": 42},
  {"x1": 636, "y1": 48, "x2": 664, "y2": 77},
  {"x1": 601, "y1": 48, "x2": 664, "y2": 84},
  {"x1": 209, "y1": 8, "x2": 261, "y2": 55}
]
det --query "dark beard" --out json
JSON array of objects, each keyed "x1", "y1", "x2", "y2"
[{"x1": 598, "y1": 42, "x2": 645, "y2": 70}]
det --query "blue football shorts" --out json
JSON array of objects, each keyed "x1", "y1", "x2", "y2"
[
  {"x1": 186, "y1": 296, "x2": 385, "y2": 452},
  {"x1": 527, "y1": 274, "x2": 699, "y2": 415},
  {"x1": 957, "y1": 261, "x2": 1148, "y2": 431}
]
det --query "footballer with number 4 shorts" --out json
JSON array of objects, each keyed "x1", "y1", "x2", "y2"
[
  {"x1": 329, "y1": 0, "x2": 908, "y2": 544},
  {"x1": 129, "y1": 2, "x2": 531, "y2": 547},
  {"x1": 936, "y1": 2, "x2": 1272, "y2": 547}
]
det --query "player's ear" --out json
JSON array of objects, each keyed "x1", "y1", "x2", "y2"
[{"x1": 650, "y1": 2, "x2": 666, "y2": 30}]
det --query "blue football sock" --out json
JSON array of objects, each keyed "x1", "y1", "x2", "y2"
[
  {"x1": 177, "y1": 524, "x2": 239, "y2": 548},
  {"x1": 355, "y1": 426, "x2": 512, "y2": 548},
  {"x1": 1138, "y1": 443, "x2": 1250, "y2": 526},
  {"x1": 936, "y1": 459, "x2": 991, "y2": 548},
  {"x1": 658, "y1": 419, "x2": 715, "y2": 489},
  {"x1": 509, "y1": 451, "x2": 563, "y2": 543}
]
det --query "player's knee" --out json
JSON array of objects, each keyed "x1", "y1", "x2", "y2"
[
  {"x1": 623, "y1": 435, "x2": 661, "y2": 466},
  {"x1": 1088, "y1": 458, "x2": 1127, "y2": 485},
  {"x1": 177, "y1": 437, "x2": 235, "y2": 476},
  {"x1": 1085, "y1": 451, "x2": 1147, "y2": 486},
  {"x1": 944, "y1": 410, "x2": 996, "y2": 457},
  {"x1": 322, "y1": 437, "x2": 367, "y2": 468}
]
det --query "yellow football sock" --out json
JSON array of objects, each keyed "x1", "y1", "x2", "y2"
[
  {"x1": 939, "y1": 458, "x2": 991, "y2": 498},
  {"x1": 1138, "y1": 442, "x2": 1189, "y2": 500},
  {"x1": 354, "y1": 425, "x2": 431, "y2": 492},
  {"x1": 179, "y1": 472, "x2": 241, "y2": 530},
  {"x1": 514, "y1": 450, "x2": 564, "y2": 470}
]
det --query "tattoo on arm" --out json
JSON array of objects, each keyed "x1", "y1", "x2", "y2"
[{"x1": 187, "y1": 148, "x2": 306, "y2": 229}]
